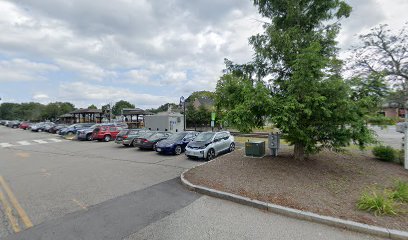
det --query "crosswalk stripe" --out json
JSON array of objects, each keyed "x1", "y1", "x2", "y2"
[
  {"x1": 0, "y1": 143, "x2": 14, "y2": 148},
  {"x1": 47, "y1": 138, "x2": 62, "y2": 142},
  {"x1": 32, "y1": 140, "x2": 47, "y2": 144},
  {"x1": 17, "y1": 141, "x2": 31, "y2": 146}
]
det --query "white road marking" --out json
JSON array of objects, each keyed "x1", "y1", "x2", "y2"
[
  {"x1": 32, "y1": 140, "x2": 47, "y2": 144},
  {"x1": 0, "y1": 143, "x2": 14, "y2": 148},
  {"x1": 17, "y1": 141, "x2": 31, "y2": 146},
  {"x1": 47, "y1": 138, "x2": 62, "y2": 142}
]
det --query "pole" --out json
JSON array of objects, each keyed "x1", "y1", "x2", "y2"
[
  {"x1": 405, "y1": 104, "x2": 408, "y2": 170},
  {"x1": 183, "y1": 101, "x2": 186, "y2": 131}
]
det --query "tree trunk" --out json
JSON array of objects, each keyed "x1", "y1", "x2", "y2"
[{"x1": 294, "y1": 143, "x2": 305, "y2": 161}]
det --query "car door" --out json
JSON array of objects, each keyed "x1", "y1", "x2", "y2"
[{"x1": 213, "y1": 133, "x2": 224, "y2": 154}]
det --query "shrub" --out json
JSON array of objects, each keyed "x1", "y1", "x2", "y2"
[
  {"x1": 357, "y1": 190, "x2": 397, "y2": 216},
  {"x1": 367, "y1": 115, "x2": 397, "y2": 126},
  {"x1": 372, "y1": 145, "x2": 396, "y2": 162},
  {"x1": 397, "y1": 149, "x2": 405, "y2": 165},
  {"x1": 391, "y1": 180, "x2": 408, "y2": 203}
]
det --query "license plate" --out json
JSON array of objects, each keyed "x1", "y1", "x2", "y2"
[
  {"x1": 157, "y1": 148, "x2": 161, "y2": 152},
  {"x1": 138, "y1": 139, "x2": 141, "y2": 143},
  {"x1": 117, "y1": 137, "x2": 122, "y2": 141}
]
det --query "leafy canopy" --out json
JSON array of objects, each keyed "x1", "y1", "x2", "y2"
[{"x1": 216, "y1": 0, "x2": 375, "y2": 159}]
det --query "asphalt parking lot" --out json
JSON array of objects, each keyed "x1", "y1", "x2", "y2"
[{"x1": 0, "y1": 126, "x2": 387, "y2": 240}]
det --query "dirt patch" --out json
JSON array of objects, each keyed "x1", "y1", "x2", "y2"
[{"x1": 184, "y1": 147, "x2": 408, "y2": 231}]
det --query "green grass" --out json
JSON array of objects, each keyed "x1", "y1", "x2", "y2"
[
  {"x1": 234, "y1": 137, "x2": 267, "y2": 144},
  {"x1": 391, "y1": 180, "x2": 408, "y2": 203},
  {"x1": 357, "y1": 190, "x2": 397, "y2": 216}
]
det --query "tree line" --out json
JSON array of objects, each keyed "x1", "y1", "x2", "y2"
[{"x1": 0, "y1": 92, "x2": 217, "y2": 125}]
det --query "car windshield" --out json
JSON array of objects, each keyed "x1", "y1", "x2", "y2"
[
  {"x1": 147, "y1": 133, "x2": 164, "y2": 140},
  {"x1": 194, "y1": 132, "x2": 215, "y2": 142},
  {"x1": 166, "y1": 133, "x2": 186, "y2": 141}
]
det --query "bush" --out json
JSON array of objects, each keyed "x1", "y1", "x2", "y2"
[
  {"x1": 367, "y1": 115, "x2": 397, "y2": 126},
  {"x1": 372, "y1": 145, "x2": 396, "y2": 162},
  {"x1": 357, "y1": 190, "x2": 397, "y2": 216},
  {"x1": 391, "y1": 180, "x2": 408, "y2": 203}
]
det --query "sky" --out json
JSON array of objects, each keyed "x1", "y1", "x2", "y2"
[{"x1": 0, "y1": 0, "x2": 407, "y2": 109}]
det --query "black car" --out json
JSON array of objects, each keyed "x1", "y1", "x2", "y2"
[
  {"x1": 133, "y1": 132, "x2": 173, "y2": 150},
  {"x1": 155, "y1": 131, "x2": 198, "y2": 155},
  {"x1": 48, "y1": 124, "x2": 68, "y2": 134}
]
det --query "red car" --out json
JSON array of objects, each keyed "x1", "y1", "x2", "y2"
[
  {"x1": 92, "y1": 126, "x2": 124, "y2": 142},
  {"x1": 19, "y1": 122, "x2": 31, "y2": 130}
]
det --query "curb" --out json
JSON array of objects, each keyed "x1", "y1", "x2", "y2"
[{"x1": 180, "y1": 170, "x2": 408, "y2": 240}]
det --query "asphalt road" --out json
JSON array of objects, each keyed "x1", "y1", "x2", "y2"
[{"x1": 0, "y1": 126, "x2": 386, "y2": 240}]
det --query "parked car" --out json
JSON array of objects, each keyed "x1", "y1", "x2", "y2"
[
  {"x1": 58, "y1": 123, "x2": 94, "y2": 136},
  {"x1": 31, "y1": 122, "x2": 46, "y2": 132},
  {"x1": 155, "y1": 131, "x2": 199, "y2": 155},
  {"x1": 42, "y1": 122, "x2": 56, "y2": 132},
  {"x1": 92, "y1": 125, "x2": 124, "y2": 142},
  {"x1": 19, "y1": 122, "x2": 31, "y2": 130},
  {"x1": 115, "y1": 129, "x2": 150, "y2": 147},
  {"x1": 133, "y1": 131, "x2": 173, "y2": 150},
  {"x1": 48, "y1": 124, "x2": 68, "y2": 134},
  {"x1": 7, "y1": 120, "x2": 21, "y2": 128},
  {"x1": 77, "y1": 123, "x2": 118, "y2": 141},
  {"x1": 185, "y1": 131, "x2": 235, "y2": 160}
]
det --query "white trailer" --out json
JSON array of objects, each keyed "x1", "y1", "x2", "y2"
[{"x1": 144, "y1": 112, "x2": 184, "y2": 133}]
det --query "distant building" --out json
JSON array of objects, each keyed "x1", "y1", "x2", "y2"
[{"x1": 379, "y1": 102, "x2": 405, "y2": 118}]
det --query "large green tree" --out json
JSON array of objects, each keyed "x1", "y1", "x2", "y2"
[
  {"x1": 112, "y1": 100, "x2": 135, "y2": 116},
  {"x1": 216, "y1": 0, "x2": 375, "y2": 160},
  {"x1": 215, "y1": 72, "x2": 272, "y2": 132}
]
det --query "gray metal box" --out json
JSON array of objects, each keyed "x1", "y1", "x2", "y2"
[{"x1": 268, "y1": 133, "x2": 280, "y2": 149}]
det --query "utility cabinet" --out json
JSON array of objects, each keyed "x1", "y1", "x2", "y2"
[{"x1": 245, "y1": 141, "x2": 266, "y2": 157}]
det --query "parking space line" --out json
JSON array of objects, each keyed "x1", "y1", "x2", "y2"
[
  {"x1": 32, "y1": 140, "x2": 47, "y2": 144},
  {"x1": 0, "y1": 143, "x2": 14, "y2": 148},
  {"x1": 0, "y1": 188, "x2": 20, "y2": 233},
  {"x1": 0, "y1": 176, "x2": 33, "y2": 229},
  {"x1": 47, "y1": 138, "x2": 62, "y2": 142},
  {"x1": 16, "y1": 141, "x2": 31, "y2": 146}
]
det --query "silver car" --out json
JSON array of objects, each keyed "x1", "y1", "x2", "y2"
[{"x1": 185, "y1": 131, "x2": 235, "y2": 160}]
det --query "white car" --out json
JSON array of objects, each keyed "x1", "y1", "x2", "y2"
[{"x1": 185, "y1": 131, "x2": 235, "y2": 160}]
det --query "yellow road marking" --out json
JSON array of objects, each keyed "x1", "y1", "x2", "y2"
[
  {"x1": 0, "y1": 176, "x2": 33, "y2": 228},
  {"x1": 0, "y1": 189, "x2": 20, "y2": 233},
  {"x1": 72, "y1": 198, "x2": 87, "y2": 210}
]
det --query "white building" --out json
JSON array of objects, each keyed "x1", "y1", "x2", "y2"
[{"x1": 144, "y1": 112, "x2": 184, "y2": 133}]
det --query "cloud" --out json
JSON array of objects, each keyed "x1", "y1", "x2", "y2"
[
  {"x1": 32, "y1": 93, "x2": 49, "y2": 100},
  {"x1": 55, "y1": 58, "x2": 116, "y2": 81},
  {"x1": 0, "y1": 0, "x2": 407, "y2": 108},
  {"x1": 58, "y1": 82, "x2": 175, "y2": 108},
  {"x1": 0, "y1": 58, "x2": 59, "y2": 82}
]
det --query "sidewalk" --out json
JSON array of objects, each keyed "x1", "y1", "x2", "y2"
[{"x1": 181, "y1": 148, "x2": 408, "y2": 239}]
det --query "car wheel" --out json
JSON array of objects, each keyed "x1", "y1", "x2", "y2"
[
  {"x1": 132, "y1": 140, "x2": 137, "y2": 147},
  {"x1": 174, "y1": 145, "x2": 182, "y2": 155},
  {"x1": 152, "y1": 143, "x2": 157, "y2": 151},
  {"x1": 104, "y1": 135, "x2": 111, "y2": 142},
  {"x1": 229, "y1": 143, "x2": 235, "y2": 152},
  {"x1": 86, "y1": 134, "x2": 93, "y2": 141},
  {"x1": 206, "y1": 149, "x2": 215, "y2": 161}
]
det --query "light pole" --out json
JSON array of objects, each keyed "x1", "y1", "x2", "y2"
[{"x1": 180, "y1": 96, "x2": 186, "y2": 131}]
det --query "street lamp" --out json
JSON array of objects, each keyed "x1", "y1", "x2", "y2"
[{"x1": 179, "y1": 96, "x2": 186, "y2": 131}]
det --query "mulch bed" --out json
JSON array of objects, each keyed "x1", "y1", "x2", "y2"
[{"x1": 184, "y1": 146, "x2": 408, "y2": 231}]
